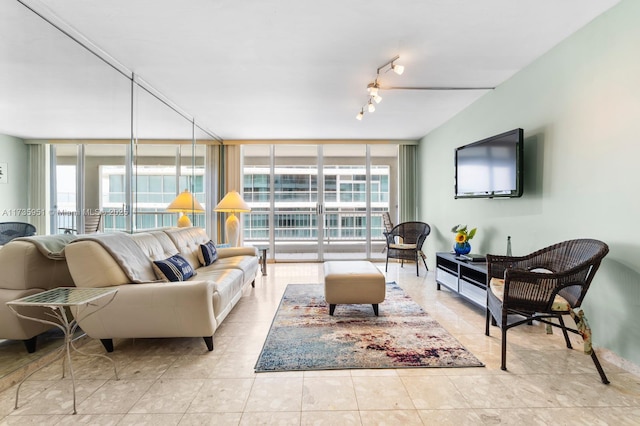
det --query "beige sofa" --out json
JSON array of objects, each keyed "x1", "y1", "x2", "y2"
[
  {"x1": 64, "y1": 227, "x2": 258, "y2": 352},
  {"x1": 0, "y1": 235, "x2": 77, "y2": 352}
]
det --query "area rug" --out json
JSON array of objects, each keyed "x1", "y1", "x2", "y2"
[{"x1": 254, "y1": 282, "x2": 484, "y2": 372}]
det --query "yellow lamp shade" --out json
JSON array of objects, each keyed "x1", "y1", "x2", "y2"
[
  {"x1": 167, "y1": 189, "x2": 204, "y2": 227},
  {"x1": 214, "y1": 190, "x2": 250, "y2": 213}
]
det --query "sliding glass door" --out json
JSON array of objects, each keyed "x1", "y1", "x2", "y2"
[
  {"x1": 272, "y1": 145, "x2": 321, "y2": 261},
  {"x1": 321, "y1": 145, "x2": 367, "y2": 260},
  {"x1": 243, "y1": 144, "x2": 397, "y2": 261}
]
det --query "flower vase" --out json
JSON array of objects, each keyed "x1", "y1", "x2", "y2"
[{"x1": 454, "y1": 242, "x2": 471, "y2": 256}]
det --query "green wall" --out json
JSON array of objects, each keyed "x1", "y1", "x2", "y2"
[
  {"x1": 0, "y1": 134, "x2": 29, "y2": 222},
  {"x1": 418, "y1": 0, "x2": 640, "y2": 365}
]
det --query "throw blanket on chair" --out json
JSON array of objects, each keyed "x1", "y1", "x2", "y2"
[
  {"x1": 74, "y1": 233, "x2": 159, "y2": 283},
  {"x1": 15, "y1": 234, "x2": 77, "y2": 260}
]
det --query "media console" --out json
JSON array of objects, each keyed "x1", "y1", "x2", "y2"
[{"x1": 435, "y1": 252, "x2": 488, "y2": 308}]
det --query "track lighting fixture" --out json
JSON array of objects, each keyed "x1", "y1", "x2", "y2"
[
  {"x1": 356, "y1": 55, "x2": 404, "y2": 120},
  {"x1": 355, "y1": 54, "x2": 495, "y2": 120}
]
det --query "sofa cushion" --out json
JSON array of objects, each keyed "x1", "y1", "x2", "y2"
[
  {"x1": 195, "y1": 267, "x2": 244, "y2": 319},
  {"x1": 198, "y1": 240, "x2": 218, "y2": 266},
  {"x1": 130, "y1": 231, "x2": 178, "y2": 261},
  {"x1": 153, "y1": 254, "x2": 196, "y2": 282},
  {"x1": 205, "y1": 255, "x2": 258, "y2": 284},
  {"x1": 0, "y1": 238, "x2": 75, "y2": 291},
  {"x1": 164, "y1": 227, "x2": 210, "y2": 270}
]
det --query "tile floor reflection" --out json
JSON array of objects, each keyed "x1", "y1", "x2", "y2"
[{"x1": 1, "y1": 262, "x2": 639, "y2": 425}]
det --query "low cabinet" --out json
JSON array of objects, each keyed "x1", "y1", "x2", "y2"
[{"x1": 435, "y1": 252, "x2": 487, "y2": 308}]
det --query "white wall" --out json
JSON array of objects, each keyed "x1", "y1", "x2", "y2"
[
  {"x1": 418, "y1": 0, "x2": 640, "y2": 365},
  {"x1": 0, "y1": 134, "x2": 29, "y2": 222}
]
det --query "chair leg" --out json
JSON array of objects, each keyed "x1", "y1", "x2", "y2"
[
  {"x1": 385, "y1": 256, "x2": 389, "y2": 272},
  {"x1": 485, "y1": 309, "x2": 491, "y2": 336},
  {"x1": 590, "y1": 350, "x2": 610, "y2": 384},
  {"x1": 500, "y1": 327, "x2": 508, "y2": 371},
  {"x1": 416, "y1": 255, "x2": 419, "y2": 276},
  {"x1": 557, "y1": 315, "x2": 573, "y2": 349},
  {"x1": 421, "y1": 253, "x2": 428, "y2": 271}
]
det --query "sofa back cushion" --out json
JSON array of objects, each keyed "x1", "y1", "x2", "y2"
[
  {"x1": 130, "y1": 231, "x2": 178, "y2": 261},
  {"x1": 163, "y1": 227, "x2": 210, "y2": 270},
  {"x1": 0, "y1": 238, "x2": 75, "y2": 290}
]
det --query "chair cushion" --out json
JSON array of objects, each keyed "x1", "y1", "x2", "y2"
[
  {"x1": 389, "y1": 243, "x2": 416, "y2": 250},
  {"x1": 489, "y1": 278, "x2": 571, "y2": 311},
  {"x1": 153, "y1": 254, "x2": 196, "y2": 282},
  {"x1": 198, "y1": 240, "x2": 218, "y2": 266}
]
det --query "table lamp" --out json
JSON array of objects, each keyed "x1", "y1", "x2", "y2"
[
  {"x1": 166, "y1": 189, "x2": 205, "y2": 227},
  {"x1": 214, "y1": 190, "x2": 251, "y2": 247}
]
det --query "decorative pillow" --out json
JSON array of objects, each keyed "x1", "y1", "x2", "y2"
[
  {"x1": 153, "y1": 254, "x2": 195, "y2": 282},
  {"x1": 198, "y1": 240, "x2": 218, "y2": 266}
]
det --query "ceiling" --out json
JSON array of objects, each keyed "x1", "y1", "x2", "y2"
[{"x1": 1, "y1": 0, "x2": 620, "y2": 141}]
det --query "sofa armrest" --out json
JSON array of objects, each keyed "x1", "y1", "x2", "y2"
[{"x1": 217, "y1": 246, "x2": 258, "y2": 258}]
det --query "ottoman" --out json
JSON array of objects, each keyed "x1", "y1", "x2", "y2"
[{"x1": 323, "y1": 261, "x2": 386, "y2": 316}]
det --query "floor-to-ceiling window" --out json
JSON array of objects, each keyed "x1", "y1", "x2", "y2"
[
  {"x1": 52, "y1": 145, "x2": 78, "y2": 233},
  {"x1": 242, "y1": 144, "x2": 397, "y2": 261},
  {"x1": 49, "y1": 142, "x2": 208, "y2": 233}
]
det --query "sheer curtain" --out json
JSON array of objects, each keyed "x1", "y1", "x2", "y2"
[
  {"x1": 399, "y1": 144, "x2": 417, "y2": 222},
  {"x1": 27, "y1": 144, "x2": 49, "y2": 234}
]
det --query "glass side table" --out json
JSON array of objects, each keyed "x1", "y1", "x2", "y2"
[
  {"x1": 252, "y1": 244, "x2": 269, "y2": 275},
  {"x1": 7, "y1": 287, "x2": 119, "y2": 415}
]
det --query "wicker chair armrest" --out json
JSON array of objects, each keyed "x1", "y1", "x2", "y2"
[
  {"x1": 504, "y1": 267, "x2": 558, "y2": 283},
  {"x1": 383, "y1": 231, "x2": 395, "y2": 246},
  {"x1": 416, "y1": 233, "x2": 429, "y2": 249},
  {"x1": 500, "y1": 268, "x2": 560, "y2": 308},
  {"x1": 486, "y1": 254, "x2": 530, "y2": 279}
]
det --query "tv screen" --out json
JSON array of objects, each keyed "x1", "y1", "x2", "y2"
[{"x1": 455, "y1": 128, "x2": 523, "y2": 199}]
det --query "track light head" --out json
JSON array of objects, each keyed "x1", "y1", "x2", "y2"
[
  {"x1": 367, "y1": 81, "x2": 379, "y2": 96},
  {"x1": 392, "y1": 63, "x2": 404, "y2": 75},
  {"x1": 367, "y1": 99, "x2": 375, "y2": 113},
  {"x1": 356, "y1": 109, "x2": 364, "y2": 120},
  {"x1": 373, "y1": 93, "x2": 382, "y2": 104}
]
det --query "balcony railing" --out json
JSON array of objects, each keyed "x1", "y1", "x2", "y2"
[{"x1": 244, "y1": 210, "x2": 386, "y2": 243}]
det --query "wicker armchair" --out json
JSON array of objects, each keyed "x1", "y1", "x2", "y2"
[
  {"x1": 60, "y1": 212, "x2": 102, "y2": 234},
  {"x1": 485, "y1": 239, "x2": 610, "y2": 383},
  {"x1": 382, "y1": 212, "x2": 394, "y2": 234},
  {"x1": 384, "y1": 221, "x2": 430, "y2": 276},
  {"x1": 0, "y1": 222, "x2": 36, "y2": 245}
]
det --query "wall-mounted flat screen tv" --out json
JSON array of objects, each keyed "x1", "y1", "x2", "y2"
[{"x1": 455, "y1": 128, "x2": 523, "y2": 199}]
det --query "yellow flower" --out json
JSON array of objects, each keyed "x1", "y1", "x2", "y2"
[{"x1": 455, "y1": 233, "x2": 466, "y2": 243}]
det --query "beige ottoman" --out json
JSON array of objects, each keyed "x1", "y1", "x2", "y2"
[{"x1": 323, "y1": 261, "x2": 386, "y2": 316}]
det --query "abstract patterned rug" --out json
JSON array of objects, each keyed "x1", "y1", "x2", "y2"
[{"x1": 255, "y1": 282, "x2": 484, "y2": 372}]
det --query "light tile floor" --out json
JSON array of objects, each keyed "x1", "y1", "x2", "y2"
[{"x1": 1, "y1": 262, "x2": 640, "y2": 425}]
